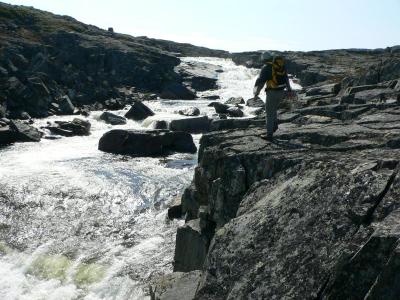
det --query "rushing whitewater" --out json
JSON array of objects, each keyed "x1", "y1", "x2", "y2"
[{"x1": 0, "y1": 58, "x2": 265, "y2": 299}]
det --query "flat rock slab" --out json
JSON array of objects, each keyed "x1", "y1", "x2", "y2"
[
  {"x1": 170, "y1": 116, "x2": 210, "y2": 133},
  {"x1": 98, "y1": 129, "x2": 197, "y2": 156}
]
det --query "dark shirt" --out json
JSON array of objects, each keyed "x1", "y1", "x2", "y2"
[{"x1": 254, "y1": 63, "x2": 291, "y2": 92}]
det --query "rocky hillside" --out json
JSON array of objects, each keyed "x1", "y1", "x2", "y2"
[
  {"x1": 232, "y1": 48, "x2": 400, "y2": 86},
  {"x1": 0, "y1": 2, "x2": 228, "y2": 119},
  {"x1": 152, "y1": 75, "x2": 400, "y2": 298}
]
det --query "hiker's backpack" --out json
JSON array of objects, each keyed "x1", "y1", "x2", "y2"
[{"x1": 265, "y1": 59, "x2": 287, "y2": 90}]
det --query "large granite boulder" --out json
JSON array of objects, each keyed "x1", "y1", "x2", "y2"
[
  {"x1": 100, "y1": 111, "x2": 127, "y2": 125},
  {"x1": 125, "y1": 101, "x2": 155, "y2": 121},
  {"x1": 170, "y1": 116, "x2": 210, "y2": 133},
  {"x1": 98, "y1": 129, "x2": 197, "y2": 156}
]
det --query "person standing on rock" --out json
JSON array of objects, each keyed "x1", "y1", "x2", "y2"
[{"x1": 253, "y1": 52, "x2": 294, "y2": 141}]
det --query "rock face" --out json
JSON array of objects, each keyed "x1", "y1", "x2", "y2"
[
  {"x1": 160, "y1": 83, "x2": 196, "y2": 100},
  {"x1": 125, "y1": 101, "x2": 155, "y2": 121},
  {"x1": 0, "y1": 3, "x2": 228, "y2": 118},
  {"x1": 232, "y1": 49, "x2": 400, "y2": 87},
  {"x1": 169, "y1": 77, "x2": 400, "y2": 299},
  {"x1": 98, "y1": 129, "x2": 197, "y2": 156},
  {"x1": 150, "y1": 271, "x2": 202, "y2": 300},
  {"x1": 99, "y1": 111, "x2": 127, "y2": 125},
  {"x1": 176, "y1": 60, "x2": 220, "y2": 92}
]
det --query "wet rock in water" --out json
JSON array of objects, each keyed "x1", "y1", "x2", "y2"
[
  {"x1": 152, "y1": 120, "x2": 168, "y2": 130},
  {"x1": 246, "y1": 97, "x2": 264, "y2": 107},
  {"x1": 104, "y1": 98, "x2": 125, "y2": 110},
  {"x1": 58, "y1": 95, "x2": 75, "y2": 115},
  {"x1": 168, "y1": 204, "x2": 183, "y2": 220},
  {"x1": 227, "y1": 106, "x2": 244, "y2": 117},
  {"x1": 170, "y1": 116, "x2": 210, "y2": 133},
  {"x1": 0, "y1": 118, "x2": 11, "y2": 125},
  {"x1": 74, "y1": 107, "x2": 91, "y2": 117},
  {"x1": 224, "y1": 97, "x2": 245, "y2": 105},
  {"x1": 125, "y1": 101, "x2": 155, "y2": 121},
  {"x1": 99, "y1": 112, "x2": 127, "y2": 125},
  {"x1": 19, "y1": 111, "x2": 31, "y2": 120},
  {"x1": 178, "y1": 107, "x2": 200, "y2": 117},
  {"x1": 150, "y1": 271, "x2": 202, "y2": 300},
  {"x1": 160, "y1": 83, "x2": 196, "y2": 100},
  {"x1": 173, "y1": 219, "x2": 209, "y2": 272},
  {"x1": 46, "y1": 118, "x2": 91, "y2": 137},
  {"x1": 208, "y1": 102, "x2": 229, "y2": 114},
  {"x1": 0, "y1": 104, "x2": 5, "y2": 118},
  {"x1": 98, "y1": 129, "x2": 197, "y2": 156},
  {"x1": 203, "y1": 95, "x2": 220, "y2": 100},
  {"x1": 0, "y1": 120, "x2": 42, "y2": 145}
]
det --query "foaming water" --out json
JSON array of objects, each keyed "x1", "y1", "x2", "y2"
[{"x1": 0, "y1": 57, "x2": 296, "y2": 299}]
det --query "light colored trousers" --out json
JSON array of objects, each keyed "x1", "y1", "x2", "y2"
[{"x1": 265, "y1": 90, "x2": 284, "y2": 135}]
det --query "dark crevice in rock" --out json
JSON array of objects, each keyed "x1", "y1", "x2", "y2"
[{"x1": 363, "y1": 165, "x2": 399, "y2": 225}]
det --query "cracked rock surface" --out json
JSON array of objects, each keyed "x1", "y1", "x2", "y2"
[{"x1": 161, "y1": 82, "x2": 400, "y2": 299}]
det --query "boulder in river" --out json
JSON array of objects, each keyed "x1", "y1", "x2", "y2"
[
  {"x1": 170, "y1": 116, "x2": 210, "y2": 133},
  {"x1": 98, "y1": 129, "x2": 197, "y2": 156},
  {"x1": 227, "y1": 106, "x2": 244, "y2": 117},
  {"x1": 45, "y1": 118, "x2": 91, "y2": 137},
  {"x1": 125, "y1": 101, "x2": 155, "y2": 121},
  {"x1": 0, "y1": 120, "x2": 42, "y2": 145},
  {"x1": 152, "y1": 120, "x2": 169, "y2": 130},
  {"x1": 224, "y1": 97, "x2": 245, "y2": 105},
  {"x1": 100, "y1": 112, "x2": 127, "y2": 125},
  {"x1": 246, "y1": 97, "x2": 265, "y2": 107},
  {"x1": 178, "y1": 107, "x2": 200, "y2": 117},
  {"x1": 208, "y1": 102, "x2": 229, "y2": 114}
]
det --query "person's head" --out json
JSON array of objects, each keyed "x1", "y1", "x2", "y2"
[
  {"x1": 273, "y1": 56, "x2": 285, "y2": 67},
  {"x1": 260, "y1": 51, "x2": 273, "y2": 63}
]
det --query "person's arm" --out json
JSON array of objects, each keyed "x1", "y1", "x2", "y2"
[
  {"x1": 253, "y1": 65, "x2": 270, "y2": 98},
  {"x1": 285, "y1": 68, "x2": 295, "y2": 98},
  {"x1": 285, "y1": 66, "x2": 292, "y2": 92}
]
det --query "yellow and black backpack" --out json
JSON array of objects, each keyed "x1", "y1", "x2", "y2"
[{"x1": 265, "y1": 57, "x2": 287, "y2": 90}]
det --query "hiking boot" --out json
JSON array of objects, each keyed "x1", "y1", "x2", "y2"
[{"x1": 261, "y1": 133, "x2": 274, "y2": 141}]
